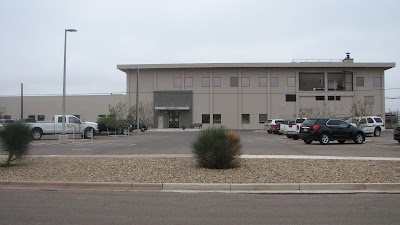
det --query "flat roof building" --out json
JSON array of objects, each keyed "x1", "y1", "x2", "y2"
[{"x1": 117, "y1": 55, "x2": 395, "y2": 129}]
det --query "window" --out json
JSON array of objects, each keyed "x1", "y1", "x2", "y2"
[
  {"x1": 184, "y1": 77, "x2": 193, "y2": 87},
  {"x1": 373, "y1": 77, "x2": 382, "y2": 87},
  {"x1": 57, "y1": 117, "x2": 64, "y2": 123},
  {"x1": 173, "y1": 78, "x2": 182, "y2": 88},
  {"x1": 271, "y1": 77, "x2": 279, "y2": 87},
  {"x1": 374, "y1": 117, "x2": 383, "y2": 123},
  {"x1": 212, "y1": 77, "x2": 221, "y2": 87},
  {"x1": 3, "y1": 115, "x2": 11, "y2": 119},
  {"x1": 202, "y1": 77, "x2": 210, "y2": 87},
  {"x1": 259, "y1": 77, "x2": 267, "y2": 87},
  {"x1": 288, "y1": 77, "x2": 296, "y2": 87},
  {"x1": 69, "y1": 116, "x2": 80, "y2": 123},
  {"x1": 98, "y1": 115, "x2": 106, "y2": 118},
  {"x1": 38, "y1": 115, "x2": 45, "y2": 121},
  {"x1": 327, "y1": 72, "x2": 353, "y2": 91},
  {"x1": 316, "y1": 96, "x2": 325, "y2": 100},
  {"x1": 286, "y1": 94, "x2": 296, "y2": 102},
  {"x1": 74, "y1": 115, "x2": 80, "y2": 119},
  {"x1": 28, "y1": 115, "x2": 35, "y2": 119},
  {"x1": 327, "y1": 119, "x2": 340, "y2": 126},
  {"x1": 213, "y1": 114, "x2": 221, "y2": 124},
  {"x1": 299, "y1": 72, "x2": 324, "y2": 91},
  {"x1": 359, "y1": 118, "x2": 367, "y2": 125},
  {"x1": 328, "y1": 96, "x2": 340, "y2": 101},
  {"x1": 242, "y1": 114, "x2": 250, "y2": 124},
  {"x1": 241, "y1": 77, "x2": 250, "y2": 87},
  {"x1": 364, "y1": 96, "x2": 374, "y2": 105},
  {"x1": 356, "y1": 77, "x2": 364, "y2": 87},
  {"x1": 202, "y1": 114, "x2": 210, "y2": 123},
  {"x1": 230, "y1": 77, "x2": 238, "y2": 87},
  {"x1": 367, "y1": 118, "x2": 374, "y2": 123},
  {"x1": 259, "y1": 114, "x2": 268, "y2": 123}
]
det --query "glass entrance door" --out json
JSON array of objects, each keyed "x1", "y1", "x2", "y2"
[{"x1": 168, "y1": 112, "x2": 179, "y2": 128}]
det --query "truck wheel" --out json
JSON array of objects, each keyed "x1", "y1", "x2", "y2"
[
  {"x1": 292, "y1": 135, "x2": 299, "y2": 140},
  {"x1": 84, "y1": 128, "x2": 94, "y2": 139},
  {"x1": 374, "y1": 127, "x2": 381, "y2": 137},
  {"x1": 304, "y1": 140, "x2": 312, "y2": 144},
  {"x1": 31, "y1": 128, "x2": 43, "y2": 140}
]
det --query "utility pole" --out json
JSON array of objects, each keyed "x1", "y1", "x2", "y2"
[{"x1": 20, "y1": 83, "x2": 23, "y2": 119}]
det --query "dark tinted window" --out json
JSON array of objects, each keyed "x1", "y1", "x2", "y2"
[
  {"x1": 316, "y1": 96, "x2": 325, "y2": 100},
  {"x1": 328, "y1": 96, "x2": 335, "y2": 100},
  {"x1": 302, "y1": 119, "x2": 317, "y2": 126},
  {"x1": 367, "y1": 118, "x2": 374, "y2": 123},
  {"x1": 295, "y1": 118, "x2": 305, "y2": 123},
  {"x1": 316, "y1": 119, "x2": 329, "y2": 125},
  {"x1": 374, "y1": 118, "x2": 383, "y2": 123},
  {"x1": 336, "y1": 96, "x2": 341, "y2": 100},
  {"x1": 327, "y1": 119, "x2": 340, "y2": 125},
  {"x1": 286, "y1": 94, "x2": 296, "y2": 102}
]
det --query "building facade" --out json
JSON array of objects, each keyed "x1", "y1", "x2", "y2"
[
  {"x1": 0, "y1": 57, "x2": 395, "y2": 130},
  {"x1": 118, "y1": 58, "x2": 395, "y2": 130}
]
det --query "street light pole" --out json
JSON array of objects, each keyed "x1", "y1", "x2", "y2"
[{"x1": 62, "y1": 29, "x2": 77, "y2": 136}]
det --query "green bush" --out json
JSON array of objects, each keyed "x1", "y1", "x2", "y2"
[
  {"x1": 191, "y1": 127, "x2": 243, "y2": 169},
  {"x1": 0, "y1": 123, "x2": 32, "y2": 166}
]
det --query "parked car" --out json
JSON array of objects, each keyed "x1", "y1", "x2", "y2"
[
  {"x1": 97, "y1": 118, "x2": 133, "y2": 135},
  {"x1": 0, "y1": 119, "x2": 16, "y2": 130},
  {"x1": 283, "y1": 118, "x2": 306, "y2": 140},
  {"x1": 278, "y1": 120, "x2": 292, "y2": 135},
  {"x1": 265, "y1": 119, "x2": 284, "y2": 134},
  {"x1": 394, "y1": 125, "x2": 400, "y2": 143},
  {"x1": 299, "y1": 118, "x2": 365, "y2": 145},
  {"x1": 346, "y1": 116, "x2": 385, "y2": 137},
  {"x1": 131, "y1": 123, "x2": 148, "y2": 131},
  {"x1": 28, "y1": 115, "x2": 98, "y2": 140}
]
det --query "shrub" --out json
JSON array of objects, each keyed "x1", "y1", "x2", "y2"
[
  {"x1": 191, "y1": 127, "x2": 243, "y2": 169},
  {"x1": 0, "y1": 123, "x2": 32, "y2": 166}
]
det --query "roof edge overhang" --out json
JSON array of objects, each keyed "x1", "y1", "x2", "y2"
[{"x1": 117, "y1": 62, "x2": 396, "y2": 73}]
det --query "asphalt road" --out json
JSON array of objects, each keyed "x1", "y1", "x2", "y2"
[
  {"x1": 26, "y1": 130, "x2": 400, "y2": 157},
  {"x1": 0, "y1": 189, "x2": 399, "y2": 225}
]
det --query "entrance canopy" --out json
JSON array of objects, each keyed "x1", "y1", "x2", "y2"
[{"x1": 154, "y1": 91, "x2": 192, "y2": 111}]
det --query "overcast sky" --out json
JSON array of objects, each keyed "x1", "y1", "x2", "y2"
[{"x1": 0, "y1": 0, "x2": 399, "y2": 110}]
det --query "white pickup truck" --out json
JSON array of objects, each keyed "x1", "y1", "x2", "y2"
[
  {"x1": 283, "y1": 118, "x2": 306, "y2": 140},
  {"x1": 28, "y1": 115, "x2": 99, "y2": 140}
]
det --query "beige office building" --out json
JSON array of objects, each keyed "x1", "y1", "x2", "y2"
[
  {"x1": 0, "y1": 56, "x2": 395, "y2": 130},
  {"x1": 117, "y1": 56, "x2": 395, "y2": 130}
]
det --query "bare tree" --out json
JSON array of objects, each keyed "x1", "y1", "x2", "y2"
[
  {"x1": 298, "y1": 104, "x2": 335, "y2": 118},
  {"x1": 138, "y1": 102, "x2": 154, "y2": 128},
  {"x1": 348, "y1": 100, "x2": 373, "y2": 118}
]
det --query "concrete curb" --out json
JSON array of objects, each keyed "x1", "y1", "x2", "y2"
[{"x1": 1, "y1": 181, "x2": 400, "y2": 193}]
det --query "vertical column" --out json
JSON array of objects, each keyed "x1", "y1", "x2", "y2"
[
  {"x1": 295, "y1": 70, "x2": 300, "y2": 117},
  {"x1": 181, "y1": 70, "x2": 185, "y2": 90},
  {"x1": 210, "y1": 69, "x2": 213, "y2": 126},
  {"x1": 267, "y1": 69, "x2": 271, "y2": 119},
  {"x1": 238, "y1": 68, "x2": 242, "y2": 130},
  {"x1": 381, "y1": 70, "x2": 385, "y2": 117}
]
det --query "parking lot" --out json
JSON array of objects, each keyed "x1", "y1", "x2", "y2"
[{"x1": 26, "y1": 129, "x2": 400, "y2": 158}]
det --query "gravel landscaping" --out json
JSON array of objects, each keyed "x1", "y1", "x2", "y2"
[{"x1": 1, "y1": 157, "x2": 400, "y2": 183}]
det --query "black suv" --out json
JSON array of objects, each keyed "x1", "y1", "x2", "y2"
[
  {"x1": 299, "y1": 118, "x2": 365, "y2": 145},
  {"x1": 394, "y1": 125, "x2": 400, "y2": 143}
]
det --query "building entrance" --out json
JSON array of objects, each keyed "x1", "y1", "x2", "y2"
[{"x1": 168, "y1": 111, "x2": 180, "y2": 128}]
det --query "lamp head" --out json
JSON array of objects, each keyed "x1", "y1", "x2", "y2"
[{"x1": 65, "y1": 29, "x2": 77, "y2": 32}]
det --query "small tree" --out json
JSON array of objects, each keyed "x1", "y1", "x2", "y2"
[
  {"x1": 0, "y1": 123, "x2": 32, "y2": 167},
  {"x1": 349, "y1": 100, "x2": 373, "y2": 119},
  {"x1": 298, "y1": 106, "x2": 321, "y2": 118},
  {"x1": 192, "y1": 127, "x2": 242, "y2": 169},
  {"x1": 139, "y1": 102, "x2": 154, "y2": 128}
]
